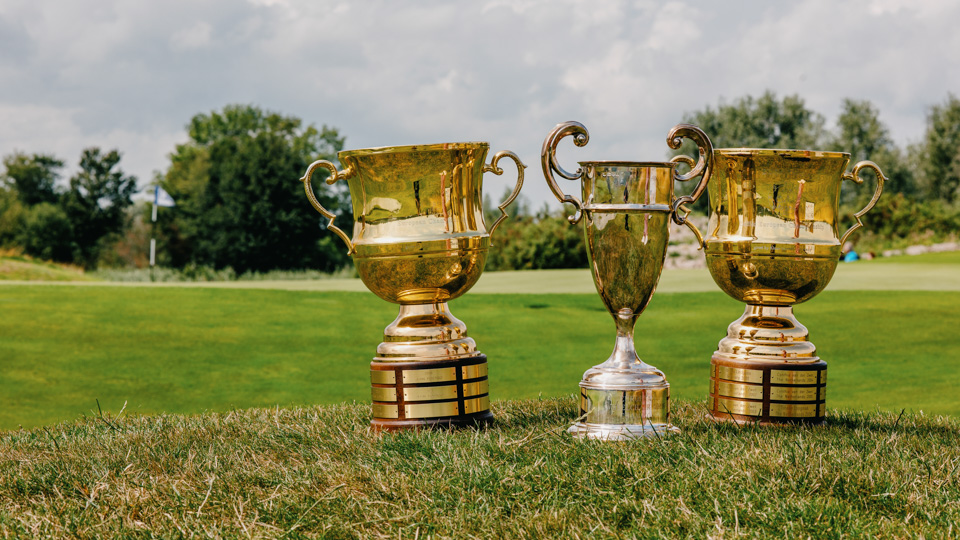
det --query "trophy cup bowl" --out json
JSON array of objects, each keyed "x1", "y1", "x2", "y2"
[
  {"x1": 698, "y1": 149, "x2": 885, "y2": 425},
  {"x1": 299, "y1": 142, "x2": 525, "y2": 431},
  {"x1": 541, "y1": 121, "x2": 714, "y2": 440}
]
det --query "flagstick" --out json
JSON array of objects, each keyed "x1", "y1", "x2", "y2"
[
  {"x1": 150, "y1": 194, "x2": 158, "y2": 282},
  {"x1": 149, "y1": 186, "x2": 175, "y2": 281}
]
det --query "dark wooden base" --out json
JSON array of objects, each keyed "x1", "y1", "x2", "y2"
[
  {"x1": 708, "y1": 355, "x2": 827, "y2": 425},
  {"x1": 371, "y1": 411, "x2": 494, "y2": 433},
  {"x1": 369, "y1": 354, "x2": 492, "y2": 431}
]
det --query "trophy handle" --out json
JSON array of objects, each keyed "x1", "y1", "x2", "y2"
[
  {"x1": 541, "y1": 121, "x2": 588, "y2": 224},
  {"x1": 666, "y1": 124, "x2": 714, "y2": 248},
  {"x1": 483, "y1": 150, "x2": 527, "y2": 239},
  {"x1": 839, "y1": 160, "x2": 886, "y2": 246},
  {"x1": 300, "y1": 159, "x2": 356, "y2": 255}
]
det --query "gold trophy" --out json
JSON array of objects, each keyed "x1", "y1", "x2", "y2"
[
  {"x1": 299, "y1": 143, "x2": 525, "y2": 431},
  {"x1": 541, "y1": 121, "x2": 713, "y2": 439},
  {"x1": 694, "y1": 149, "x2": 885, "y2": 424}
]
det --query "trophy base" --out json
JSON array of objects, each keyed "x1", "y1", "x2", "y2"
[
  {"x1": 369, "y1": 354, "x2": 492, "y2": 432},
  {"x1": 571, "y1": 380, "x2": 679, "y2": 440},
  {"x1": 708, "y1": 304, "x2": 827, "y2": 425},
  {"x1": 707, "y1": 356, "x2": 827, "y2": 425},
  {"x1": 568, "y1": 421, "x2": 679, "y2": 440}
]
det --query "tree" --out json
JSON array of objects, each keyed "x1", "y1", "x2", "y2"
[
  {"x1": 673, "y1": 91, "x2": 827, "y2": 211},
  {"x1": 157, "y1": 104, "x2": 349, "y2": 273},
  {"x1": 918, "y1": 94, "x2": 960, "y2": 204},
  {"x1": 15, "y1": 202, "x2": 73, "y2": 262},
  {"x1": 483, "y1": 191, "x2": 587, "y2": 271},
  {"x1": 830, "y1": 98, "x2": 916, "y2": 205},
  {"x1": 1, "y1": 152, "x2": 63, "y2": 206},
  {"x1": 0, "y1": 187, "x2": 25, "y2": 248},
  {"x1": 679, "y1": 91, "x2": 826, "y2": 151},
  {"x1": 60, "y1": 148, "x2": 137, "y2": 268}
]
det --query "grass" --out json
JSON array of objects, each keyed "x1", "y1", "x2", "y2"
[
  {"x1": 1, "y1": 398, "x2": 958, "y2": 537},
  {"x1": 0, "y1": 250, "x2": 93, "y2": 282},
  {"x1": 870, "y1": 250, "x2": 960, "y2": 264},
  {"x1": 0, "y1": 252, "x2": 957, "y2": 536},
  {"x1": 1, "y1": 284, "x2": 958, "y2": 431}
]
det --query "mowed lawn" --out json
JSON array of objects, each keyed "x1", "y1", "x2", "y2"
[{"x1": 2, "y1": 269, "x2": 958, "y2": 429}]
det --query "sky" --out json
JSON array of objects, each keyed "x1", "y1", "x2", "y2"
[{"x1": 1, "y1": 0, "x2": 958, "y2": 208}]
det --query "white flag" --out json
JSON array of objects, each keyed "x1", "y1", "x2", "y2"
[{"x1": 154, "y1": 186, "x2": 176, "y2": 208}]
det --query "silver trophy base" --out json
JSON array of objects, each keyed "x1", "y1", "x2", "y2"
[
  {"x1": 567, "y1": 421, "x2": 679, "y2": 440},
  {"x1": 569, "y1": 359, "x2": 680, "y2": 441}
]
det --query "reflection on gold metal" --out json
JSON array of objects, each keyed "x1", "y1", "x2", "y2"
[
  {"x1": 370, "y1": 370, "x2": 397, "y2": 385},
  {"x1": 402, "y1": 367, "x2": 457, "y2": 385},
  {"x1": 542, "y1": 121, "x2": 713, "y2": 440},
  {"x1": 371, "y1": 386, "x2": 397, "y2": 402},
  {"x1": 372, "y1": 403, "x2": 400, "y2": 419},
  {"x1": 461, "y1": 363, "x2": 488, "y2": 380},
  {"x1": 301, "y1": 142, "x2": 525, "y2": 429},
  {"x1": 717, "y1": 381, "x2": 763, "y2": 400},
  {"x1": 716, "y1": 365, "x2": 763, "y2": 384},
  {"x1": 690, "y1": 147, "x2": 886, "y2": 425},
  {"x1": 716, "y1": 397, "x2": 762, "y2": 417},
  {"x1": 769, "y1": 403, "x2": 819, "y2": 418},
  {"x1": 770, "y1": 370, "x2": 821, "y2": 385},
  {"x1": 769, "y1": 386, "x2": 821, "y2": 402}
]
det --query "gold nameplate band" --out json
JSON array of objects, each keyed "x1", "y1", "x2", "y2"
[
  {"x1": 716, "y1": 398, "x2": 762, "y2": 417},
  {"x1": 404, "y1": 397, "x2": 490, "y2": 419},
  {"x1": 716, "y1": 366, "x2": 763, "y2": 384},
  {"x1": 769, "y1": 403, "x2": 819, "y2": 418},
  {"x1": 769, "y1": 386, "x2": 821, "y2": 402},
  {"x1": 370, "y1": 380, "x2": 489, "y2": 404},
  {"x1": 717, "y1": 381, "x2": 763, "y2": 400},
  {"x1": 403, "y1": 367, "x2": 457, "y2": 385},
  {"x1": 770, "y1": 370, "x2": 822, "y2": 385},
  {"x1": 461, "y1": 363, "x2": 488, "y2": 380},
  {"x1": 370, "y1": 370, "x2": 396, "y2": 385}
]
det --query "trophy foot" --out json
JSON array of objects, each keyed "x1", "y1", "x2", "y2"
[
  {"x1": 376, "y1": 303, "x2": 479, "y2": 361},
  {"x1": 571, "y1": 382, "x2": 678, "y2": 440},
  {"x1": 568, "y1": 421, "x2": 679, "y2": 440},
  {"x1": 708, "y1": 304, "x2": 827, "y2": 425},
  {"x1": 369, "y1": 354, "x2": 492, "y2": 432}
]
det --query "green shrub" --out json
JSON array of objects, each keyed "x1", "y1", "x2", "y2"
[
  {"x1": 841, "y1": 193, "x2": 960, "y2": 251},
  {"x1": 15, "y1": 203, "x2": 75, "y2": 262},
  {"x1": 485, "y1": 212, "x2": 587, "y2": 271}
]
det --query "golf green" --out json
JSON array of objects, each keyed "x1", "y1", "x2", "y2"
[{"x1": 1, "y1": 282, "x2": 957, "y2": 430}]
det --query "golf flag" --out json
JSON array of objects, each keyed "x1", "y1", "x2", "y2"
[{"x1": 154, "y1": 186, "x2": 176, "y2": 208}]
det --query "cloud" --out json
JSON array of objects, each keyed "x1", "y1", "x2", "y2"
[
  {"x1": 0, "y1": 0, "x2": 958, "y2": 207},
  {"x1": 169, "y1": 21, "x2": 213, "y2": 51}
]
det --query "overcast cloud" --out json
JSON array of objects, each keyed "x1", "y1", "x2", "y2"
[{"x1": 1, "y1": 0, "x2": 958, "y2": 207}]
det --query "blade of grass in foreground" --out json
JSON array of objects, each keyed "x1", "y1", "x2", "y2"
[{"x1": 1, "y1": 398, "x2": 958, "y2": 537}]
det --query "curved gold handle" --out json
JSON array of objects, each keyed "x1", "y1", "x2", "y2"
[
  {"x1": 666, "y1": 123, "x2": 714, "y2": 248},
  {"x1": 299, "y1": 159, "x2": 355, "y2": 255},
  {"x1": 483, "y1": 150, "x2": 526, "y2": 239},
  {"x1": 541, "y1": 121, "x2": 588, "y2": 224},
  {"x1": 839, "y1": 160, "x2": 886, "y2": 246}
]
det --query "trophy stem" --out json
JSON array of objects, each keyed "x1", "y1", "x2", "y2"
[
  {"x1": 568, "y1": 309, "x2": 679, "y2": 440},
  {"x1": 605, "y1": 311, "x2": 646, "y2": 370},
  {"x1": 708, "y1": 304, "x2": 827, "y2": 425},
  {"x1": 369, "y1": 302, "x2": 493, "y2": 432}
]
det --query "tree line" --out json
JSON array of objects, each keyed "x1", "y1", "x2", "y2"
[{"x1": 1, "y1": 94, "x2": 959, "y2": 273}]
